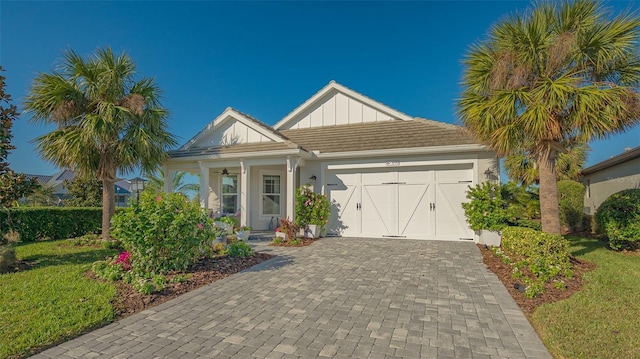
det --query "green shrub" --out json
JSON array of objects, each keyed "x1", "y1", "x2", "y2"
[
  {"x1": 111, "y1": 191, "x2": 215, "y2": 276},
  {"x1": 295, "y1": 185, "x2": 331, "y2": 227},
  {"x1": 512, "y1": 219, "x2": 542, "y2": 231},
  {"x1": 462, "y1": 182, "x2": 510, "y2": 231},
  {"x1": 595, "y1": 189, "x2": 640, "y2": 250},
  {"x1": 227, "y1": 241, "x2": 254, "y2": 257},
  {"x1": 557, "y1": 180, "x2": 585, "y2": 232},
  {"x1": 0, "y1": 207, "x2": 101, "y2": 242},
  {"x1": 500, "y1": 227, "x2": 572, "y2": 297}
]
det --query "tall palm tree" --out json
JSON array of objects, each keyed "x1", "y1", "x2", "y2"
[
  {"x1": 25, "y1": 48, "x2": 177, "y2": 239},
  {"x1": 458, "y1": 0, "x2": 640, "y2": 234},
  {"x1": 505, "y1": 143, "x2": 588, "y2": 187},
  {"x1": 145, "y1": 169, "x2": 199, "y2": 197}
]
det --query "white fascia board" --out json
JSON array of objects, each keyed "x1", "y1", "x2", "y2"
[
  {"x1": 314, "y1": 144, "x2": 490, "y2": 159},
  {"x1": 325, "y1": 158, "x2": 477, "y2": 171},
  {"x1": 166, "y1": 148, "x2": 311, "y2": 163},
  {"x1": 179, "y1": 108, "x2": 285, "y2": 150},
  {"x1": 273, "y1": 81, "x2": 414, "y2": 130}
]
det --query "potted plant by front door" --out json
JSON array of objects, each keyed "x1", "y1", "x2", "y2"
[
  {"x1": 295, "y1": 185, "x2": 331, "y2": 239},
  {"x1": 236, "y1": 226, "x2": 252, "y2": 242}
]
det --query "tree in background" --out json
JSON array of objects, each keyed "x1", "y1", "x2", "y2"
[
  {"x1": 458, "y1": 0, "x2": 640, "y2": 234},
  {"x1": 63, "y1": 175, "x2": 102, "y2": 207},
  {"x1": 21, "y1": 185, "x2": 58, "y2": 207},
  {"x1": 145, "y1": 169, "x2": 199, "y2": 197},
  {"x1": 0, "y1": 66, "x2": 38, "y2": 209},
  {"x1": 504, "y1": 143, "x2": 588, "y2": 187},
  {"x1": 25, "y1": 48, "x2": 177, "y2": 239}
]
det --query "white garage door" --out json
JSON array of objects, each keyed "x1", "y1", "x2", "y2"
[{"x1": 326, "y1": 166, "x2": 475, "y2": 240}]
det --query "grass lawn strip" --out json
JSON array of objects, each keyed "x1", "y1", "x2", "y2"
[
  {"x1": 531, "y1": 236, "x2": 640, "y2": 359},
  {"x1": 0, "y1": 241, "x2": 118, "y2": 359}
]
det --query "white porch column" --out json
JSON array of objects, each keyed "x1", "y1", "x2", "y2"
[
  {"x1": 286, "y1": 157, "x2": 298, "y2": 220},
  {"x1": 240, "y1": 160, "x2": 249, "y2": 227},
  {"x1": 164, "y1": 164, "x2": 174, "y2": 193},
  {"x1": 198, "y1": 161, "x2": 209, "y2": 210}
]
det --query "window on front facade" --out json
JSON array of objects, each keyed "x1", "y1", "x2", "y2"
[
  {"x1": 262, "y1": 174, "x2": 281, "y2": 215},
  {"x1": 221, "y1": 175, "x2": 238, "y2": 215}
]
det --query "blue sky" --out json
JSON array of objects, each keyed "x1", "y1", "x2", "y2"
[{"x1": 2, "y1": 0, "x2": 639, "y2": 177}]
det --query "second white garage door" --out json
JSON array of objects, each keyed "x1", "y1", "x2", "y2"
[{"x1": 325, "y1": 165, "x2": 475, "y2": 240}]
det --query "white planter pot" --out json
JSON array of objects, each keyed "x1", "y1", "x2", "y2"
[
  {"x1": 214, "y1": 222, "x2": 234, "y2": 234},
  {"x1": 479, "y1": 230, "x2": 501, "y2": 247},
  {"x1": 236, "y1": 230, "x2": 251, "y2": 242},
  {"x1": 304, "y1": 225, "x2": 320, "y2": 239}
]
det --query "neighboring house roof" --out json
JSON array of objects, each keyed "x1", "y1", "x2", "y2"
[
  {"x1": 582, "y1": 146, "x2": 640, "y2": 175},
  {"x1": 25, "y1": 174, "x2": 53, "y2": 185},
  {"x1": 280, "y1": 119, "x2": 475, "y2": 154},
  {"x1": 25, "y1": 169, "x2": 75, "y2": 189},
  {"x1": 114, "y1": 179, "x2": 132, "y2": 193}
]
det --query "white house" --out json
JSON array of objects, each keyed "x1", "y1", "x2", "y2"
[{"x1": 165, "y1": 81, "x2": 498, "y2": 241}]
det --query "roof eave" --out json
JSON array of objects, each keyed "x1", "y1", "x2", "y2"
[
  {"x1": 581, "y1": 146, "x2": 640, "y2": 175},
  {"x1": 167, "y1": 148, "x2": 312, "y2": 163},
  {"x1": 313, "y1": 144, "x2": 491, "y2": 159}
]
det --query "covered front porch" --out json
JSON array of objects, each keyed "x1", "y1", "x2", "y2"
[{"x1": 164, "y1": 154, "x2": 314, "y2": 230}]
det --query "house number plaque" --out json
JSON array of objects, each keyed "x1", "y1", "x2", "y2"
[{"x1": 385, "y1": 161, "x2": 400, "y2": 166}]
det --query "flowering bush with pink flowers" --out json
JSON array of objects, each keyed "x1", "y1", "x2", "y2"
[
  {"x1": 295, "y1": 185, "x2": 331, "y2": 227},
  {"x1": 111, "y1": 191, "x2": 214, "y2": 275}
]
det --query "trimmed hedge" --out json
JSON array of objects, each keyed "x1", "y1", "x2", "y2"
[
  {"x1": 595, "y1": 189, "x2": 640, "y2": 250},
  {"x1": 0, "y1": 207, "x2": 101, "y2": 242}
]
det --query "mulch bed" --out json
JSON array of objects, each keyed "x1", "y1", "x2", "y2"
[
  {"x1": 478, "y1": 244, "x2": 596, "y2": 317},
  {"x1": 269, "y1": 237, "x2": 316, "y2": 247},
  {"x1": 105, "y1": 253, "x2": 274, "y2": 318}
]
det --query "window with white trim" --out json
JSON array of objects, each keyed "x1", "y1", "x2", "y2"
[
  {"x1": 262, "y1": 174, "x2": 281, "y2": 215},
  {"x1": 221, "y1": 175, "x2": 238, "y2": 215}
]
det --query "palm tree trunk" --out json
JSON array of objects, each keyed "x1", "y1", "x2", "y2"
[
  {"x1": 538, "y1": 149, "x2": 562, "y2": 234},
  {"x1": 101, "y1": 176, "x2": 116, "y2": 240}
]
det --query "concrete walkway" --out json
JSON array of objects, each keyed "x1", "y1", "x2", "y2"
[{"x1": 32, "y1": 238, "x2": 551, "y2": 359}]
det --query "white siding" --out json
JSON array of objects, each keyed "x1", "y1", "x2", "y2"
[
  {"x1": 281, "y1": 91, "x2": 396, "y2": 129},
  {"x1": 197, "y1": 118, "x2": 271, "y2": 147},
  {"x1": 324, "y1": 95, "x2": 336, "y2": 126}
]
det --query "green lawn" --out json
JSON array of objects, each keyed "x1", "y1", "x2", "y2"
[
  {"x1": 532, "y1": 236, "x2": 640, "y2": 359},
  {"x1": 0, "y1": 241, "x2": 118, "y2": 359}
]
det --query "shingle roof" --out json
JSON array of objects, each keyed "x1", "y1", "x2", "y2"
[
  {"x1": 169, "y1": 142, "x2": 304, "y2": 158},
  {"x1": 25, "y1": 174, "x2": 52, "y2": 185},
  {"x1": 169, "y1": 118, "x2": 477, "y2": 158},
  {"x1": 280, "y1": 119, "x2": 476, "y2": 153}
]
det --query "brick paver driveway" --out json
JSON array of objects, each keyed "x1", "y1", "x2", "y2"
[{"x1": 33, "y1": 238, "x2": 551, "y2": 359}]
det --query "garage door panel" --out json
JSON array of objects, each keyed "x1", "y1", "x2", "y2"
[
  {"x1": 398, "y1": 183, "x2": 430, "y2": 239},
  {"x1": 326, "y1": 172, "x2": 358, "y2": 236},
  {"x1": 361, "y1": 184, "x2": 392, "y2": 236},
  {"x1": 435, "y1": 183, "x2": 474, "y2": 240}
]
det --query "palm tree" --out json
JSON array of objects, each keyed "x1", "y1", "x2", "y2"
[
  {"x1": 505, "y1": 143, "x2": 588, "y2": 187},
  {"x1": 458, "y1": 0, "x2": 640, "y2": 234},
  {"x1": 25, "y1": 48, "x2": 177, "y2": 239},
  {"x1": 145, "y1": 169, "x2": 199, "y2": 197}
]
